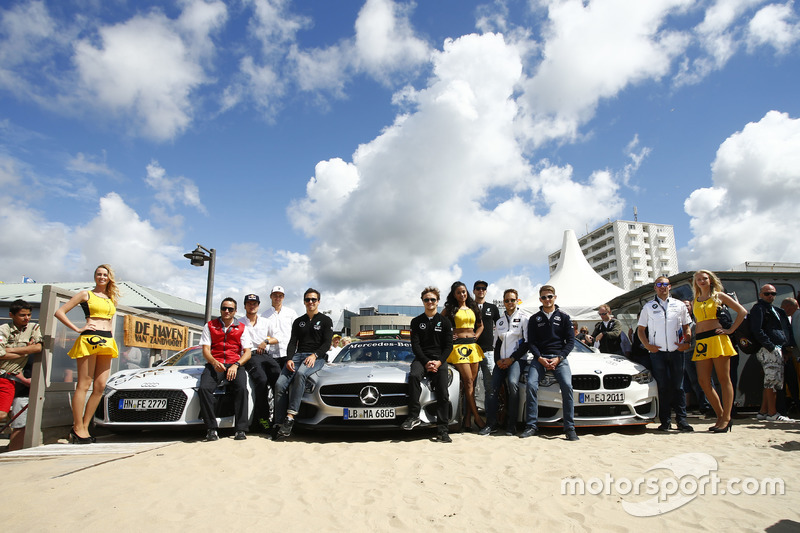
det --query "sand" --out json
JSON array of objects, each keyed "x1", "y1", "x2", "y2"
[{"x1": 2, "y1": 416, "x2": 799, "y2": 532}]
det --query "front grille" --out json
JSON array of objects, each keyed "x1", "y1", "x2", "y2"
[
  {"x1": 575, "y1": 405, "x2": 632, "y2": 417},
  {"x1": 320, "y1": 383, "x2": 408, "y2": 408},
  {"x1": 539, "y1": 406, "x2": 559, "y2": 418},
  {"x1": 603, "y1": 374, "x2": 631, "y2": 390},
  {"x1": 572, "y1": 375, "x2": 601, "y2": 391},
  {"x1": 107, "y1": 389, "x2": 188, "y2": 422}
]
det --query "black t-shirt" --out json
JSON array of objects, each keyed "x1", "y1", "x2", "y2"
[
  {"x1": 287, "y1": 313, "x2": 334, "y2": 359},
  {"x1": 476, "y1": 302, "x2": 500, "y2": 351}
]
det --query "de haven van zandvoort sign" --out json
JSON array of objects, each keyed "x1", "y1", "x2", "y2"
[{"x1": 123, "y1": 315, "x2": 188, "y2": 351}]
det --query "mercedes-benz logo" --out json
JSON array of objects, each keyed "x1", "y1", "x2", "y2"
[{"x1": 359, "y1": 385, "x2": 380, "y2": 406}]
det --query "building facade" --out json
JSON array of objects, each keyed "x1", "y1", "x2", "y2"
[{"x1": 548, "y1": 220, "x2": 679, "y2": 291}]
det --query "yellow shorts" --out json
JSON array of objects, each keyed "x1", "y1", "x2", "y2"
[
  {"x1": 692, "y1": 332, "x2": 736, "y2": 361},
  {"x1": 446, "y1": 341, "x2": 484, "y2": 364},
  {"x1": 68, "y1": 331, "x2": 119, "y2": 359}
]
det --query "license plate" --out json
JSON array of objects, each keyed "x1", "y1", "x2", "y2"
[
  {"x1": 119, "y1": 398, "x2": 168, "y2": 410},
  {"x1": 579, "y1": 392, "x2": 625, "y2": 404},
  {"x1": 343, "y1": 408, "x2": 395, "y2": 420}
]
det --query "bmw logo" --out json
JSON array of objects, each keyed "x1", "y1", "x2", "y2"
[
  {"x1": 359, "y1": 385, "x2": 380, "y2": 406},
  {"x1": 594, "y1": 369, "x2": 602, "y2": 374}
]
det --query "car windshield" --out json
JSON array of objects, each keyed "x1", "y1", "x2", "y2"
[
  {"x1": 572, "y1": 341, "x2": 594, "y2": 353},
  {"x1": 334, "y1": 341, "x2": 414, "y2": 363},
  {"x1": 158, "y1": 346, "x2": 205, "y2": 367}
]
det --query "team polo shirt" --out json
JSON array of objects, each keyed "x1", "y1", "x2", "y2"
[
  {"x1": 242, "y1": 314, "x2": 270, "y2": 349},
  {"x1": 637, "y1": 297, "x2": 691, "y2": 352},
  {"x1": 493, "y1": 308, "x2": 529, "y2": 360}
]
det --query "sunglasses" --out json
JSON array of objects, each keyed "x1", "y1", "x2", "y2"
[
  {"x1": 599, "y1": 312, "x2": 609, "y2": 316},
  {"x1": 540, "y1": 294, "x2": 555, "y2": 300},
  {"x1": 503, "y1": 298, "x2": 517, "y2": 303},
  {"x1": 304, "y1": 298, "x2": 319, "y2": 303},
  {"x1": 655, "y1": 282, "x2": 670, "y2": 288},
  {"x1": 475, "y1": 287, "x2": 487, "y2": 291},
  {"x1": 762, "y1": 292, "x2": 777, "y2": 296},
  {"x1": 423, "y1": 298, "x2": 438, "y2": 303},
  {"x1": 221, "y1": 306, "x2": 235, "y2": 312}
]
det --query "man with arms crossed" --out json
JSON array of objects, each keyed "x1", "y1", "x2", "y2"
[
  {"x1": 0, "y1": 300, "x2": 42, "y2": 450},
  {"x1": 637, "y1": 276, "x2": 693, "y2": 432},
  {"x1": 262, "y1": 286, "x2": 298, "y2": 370},
  {"x1": 519, "y1": 285, "x2": 579, "y2": 441},
  {"x1": 473, "y1": 281, "x2": 500, "y2": 404},
  {"x1": 479, "y1": 289, "x2": 528, "y2": 436},
  {"x1": 198, "y1": 297, "x2": 253, "y2": 441},
  {"x1": 274, "y1": 288, "x2": 333, "y2": 439},
  {"x1": 402, "y1": 287, "x2": 454, "y2": 442}
]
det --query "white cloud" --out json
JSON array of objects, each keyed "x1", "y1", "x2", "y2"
[
  {"x1": 73, "y1": 1, "x2": 227, "y2": 140},
  {"x1": 144, "y1": 160, "x2": 207, "y2": 214},
  {"x1": 517, "y1": 0, "x2": 692, "y2": 147},
  {"x1": 289, "y1": 32, "x2": 627, "y2": 293},
  {"x1": 683, "y1": 110, "x2": 800, "y2": 268},
  {"x1": 747, "y1": 2, "x2": 800, "y2": 53},
  {"x1": 67, "y1": 152, "x2": 119, "y2": 179}
]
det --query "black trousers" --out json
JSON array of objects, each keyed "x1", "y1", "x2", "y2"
[
  {"x1": 408, "y1": 359, "x2": 449, "y2": 430},
  {"x1": 198, "y1": 363, "x2": 249, "y2": 431},
  {"x1": 244, "y1": 353, "x2": 282, "y2": 423}
]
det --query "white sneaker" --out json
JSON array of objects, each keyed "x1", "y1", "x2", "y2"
[
  {"x1": 756, "y1": 413, "x2": 767, "y2": 421},
  {"x1": 766, "y1": 413, "x2": 795, "y2": 422}
]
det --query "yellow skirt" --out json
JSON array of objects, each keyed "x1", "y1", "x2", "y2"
[
  {"x1": 692, "y1": 332, "x2": 735, "y2": 361},
  {"x1": 68, "y1": 331, "x2": 119, "y2": 359},
  {"x1": 446, "y1": 340, "x2": 484, "y2": 364}
]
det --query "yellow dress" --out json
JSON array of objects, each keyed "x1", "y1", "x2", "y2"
[
  {"x1": 446, "y1": 308, "x2": 484, "y2": 364},
  {"x1": 692, "y1": 296, "x2": 736, "y2": 361}
]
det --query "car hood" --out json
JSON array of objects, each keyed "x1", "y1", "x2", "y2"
[
  {"x1": 105, "y1": 366, "x2": 203, "y2": 390},
  {"x1": 314, "y1": 361, "x2": 410, "y2": 383},
  {"x1": 567, "y1": 351, "x2": 647, "y2": 374}
]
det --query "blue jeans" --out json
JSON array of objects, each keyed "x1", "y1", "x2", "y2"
[
  {"x1": 274, "y1": 353, "x2": 324, "y2": 423},
  {"x1": 525, "y1": 355, "x2": 574, "y2": 431},
  {"x1": 479, "y1": 352, "x2": 495, "y2": 401},
  {"x1": 485, "y1": 359, "x2": 521, "y2": 430},
  {"x1": 650, "y1": 350, "x2": 687, "y2": 424}
]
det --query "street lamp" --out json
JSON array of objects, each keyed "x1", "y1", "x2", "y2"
[{"x1": 184, "y1": 244, "x2": 216, "y2": 323}]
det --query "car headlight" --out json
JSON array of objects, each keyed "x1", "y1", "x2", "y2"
[
  {"x1": 106, "y1": 374, "x2": 130, "y2": 387},
  {"x1": 632, "y1": 369, "x2": 653, "y2": 384},
  {"x1": 539, "y1": 372, "x2": 557, "y2": 387},
  {"x1": 304, "y1": 379, "x2": 316, "y2": 394}
]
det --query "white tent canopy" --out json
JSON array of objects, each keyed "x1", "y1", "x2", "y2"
[{"x1": 521, "y1": 229, "x2": 625, "y2": 323}]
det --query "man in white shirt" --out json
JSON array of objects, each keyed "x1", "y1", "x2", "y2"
[
  {"x1": 262, "y1": 286, "x2": 299, "y2": 369},
  {"x1": 241, "y1": 293, "x2": 275, "y2": 432},
  {"x1": 637, "y1": 276, "x2": 693, "y2": 432}
]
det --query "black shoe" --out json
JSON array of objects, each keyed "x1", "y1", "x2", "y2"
[
  {"x1": 505, "y1": 427, "x2": 516, "y2": 436},
  {"x1": 565, "y1": 429, "x2": 579, "y2": 441},
  {"x1": 676, "y1": 422, "x2": 694, "y2": 432},
  {"x1": 69, "y1": 427, "x2": 93, "y2": 445},
  {"x1": 278, "y1": 418, "x2": 294, "y2": 437},
  {"x1": 519, "y1": 427, "x2": 537, "y2": 438},
  {"x1": 477, "y1": 425, "x2": 495, "y2": 436},
  {"x1": 710, "y1": 421, "x2": 732, "y2": 433},
  {"x1": 657, "y1": 422, "x2": 671, "y2": 431},
  {"x1": 438, "y1": 431, "x2": 452, "y2": 443},
  {"x1": 401, "y1": 417, "x2": 421, "y2": 430},
  {"x1": 205, "y1": 429, "x2": 219, "y2": 442},
  {"x1": 234, "y1": 431, "x2": 247, "y2": 440}
]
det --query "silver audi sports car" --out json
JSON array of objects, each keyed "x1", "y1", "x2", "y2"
[
  {"x1": 93, "y1": 345, "x2": 256, "y2": 431},
  {"x1": 294, "y1": 339, "x2": 462, "y2": 430}
]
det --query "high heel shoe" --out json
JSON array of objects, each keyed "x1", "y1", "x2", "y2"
[
  {"x1": 710, "y1": 422, "x2": 732, "y2": 433},
  {"x1": 70, "y1": 427, "x2": 93, "y2": 444}
]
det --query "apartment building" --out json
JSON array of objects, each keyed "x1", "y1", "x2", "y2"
[{"x1": 548, "y1": 220, "x2": 679, "y2": 291}]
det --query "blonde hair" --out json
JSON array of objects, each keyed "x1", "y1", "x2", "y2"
[
  {"x1": 692, "y1": 269, "x2": 723, "y2": 305},
  {"x1": 95, "y1": 264, "x2": 120, "y2": 305}
]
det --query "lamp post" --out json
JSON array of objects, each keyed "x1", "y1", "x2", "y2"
[{"x1": 184, "y1": 244, "x2": 216, "y2": 324}]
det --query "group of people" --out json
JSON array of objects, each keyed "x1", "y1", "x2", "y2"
[{"x1": 5, "y1": 263, "x2": 797, "y2": 448}]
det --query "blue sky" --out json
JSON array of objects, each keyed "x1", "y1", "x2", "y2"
[{"x1": 1, "y1": 0, "x2": 799, "y2": 315}]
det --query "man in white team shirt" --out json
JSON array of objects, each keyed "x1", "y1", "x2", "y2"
[{"x1": 262, "y1": 286, "x2": 298, "y2": 370}]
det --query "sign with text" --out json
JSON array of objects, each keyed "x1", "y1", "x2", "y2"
[{"x1": 123, "y1": 315, "x2": 188, "y2": 351}]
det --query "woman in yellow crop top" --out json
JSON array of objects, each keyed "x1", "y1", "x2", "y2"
[
  {"x1": 55, "y1": 264, "x2": 120, "y2": 444},
  {"x1": 442, "y1": 281, "x2": 485, "y2": 430},
  {"x1": 691, "y1": 269, "x2": 746, "y2": 433}
]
